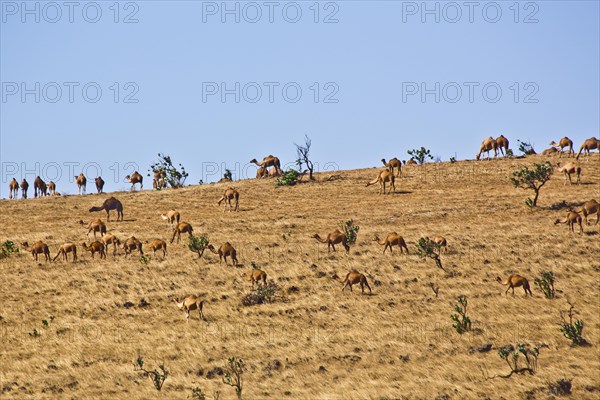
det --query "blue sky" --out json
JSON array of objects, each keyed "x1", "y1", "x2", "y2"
[{"x1": 1, "y1": 1, "x2": 599, "y2": 196}]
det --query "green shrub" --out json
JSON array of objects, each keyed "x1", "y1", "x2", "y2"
[
  {"x1": 510, "y1": 162, "x2": 553, "y2": 207},
  {"x1": 415, "y1": 237, "x2": 444, "y2": 271},
  {"x1": 275, "y1": 169, "x2": 303, "y2": 186},
  {"x1": 534, "y1": 271, "x2": 555, "y2": 299},
  {"x1": 133, "y1": 353, "x2": 168, "y2": 391},
  {"x1": 340, "y1": 219, "x2": 359, "y2": 244},
  {"x1": 407, "y1": 147, "x2": 433, "y2": 164},
  {"x1": 149, "y1": 153, "x2": 189, "y2": 189},
  {"x1": 188, "y1": 234, "x2": 209, "y2": 257},
  {"x1": 242, "y1": 282, "x2": 281, "y2": 306},
  {"x1": 222, "y1": 357, "x2": 244, "y2": 400},
  {"x1": 450, "y1": 295, "x2": 471, "y2": 334},
  {"x1": 559, "y1": 302, "x2": 586, "y2": 346},
  {"x1": 0, "y1": 241, "x2": 17, "y2": 259}
]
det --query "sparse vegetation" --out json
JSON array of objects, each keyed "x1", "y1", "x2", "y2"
[
  {"x1": 295, "y1": 134, "x2": 315, "y2": 181},
  {"x1": 133, "y1": 353, "x2": 168, "y2": 391},
  {"x1": 222, "y1": 357, "x2": 245, "y2": 400},
  {"x1": 188, "y1": 233, "x2": 209, "y2": 257},
  {"x1": 481, "y1": 343, "x2": 541, "y2": 379},
  {"x1": 241, "y1": 282, "x2": 281, "y2": 306},
  {"x1": 517, "y1": 139, "x2": 536, "y2": 155},
  {"x1": 450, "y1": 295, "x2": 471, "y2": 334},
  {"x1": 275, "y1": 169, "x2": 304, "y2": 186},
  {"x1": 223, "y1": 169, "x2": 233, "y2": 181},
  {"x1": 559, "y1": 301, "x2": 587, "y2": 346},
  {"x1": 407, "y1": 147, "x2": 433, "y2": 164},
  {"x1": 149, "y1": 153, "x2": 189, "y2": 189},
  {"x1": 0, "y1": 240, "x2": 17, "y2": 259},
  {"x1": 139, "y1": 254, "x2": 151, "y2": 264},
  {"x1": 534, "y1": 271, "x2": 556, "y2": 299},
  {"x1": 510, "y1": 162, "x2": 553, "y2": 207},
  {"x1": 340, "y1": 219, "x2": 359, "y2": 244},
  {"x1": 415, "y1": 237, "x2": 445, "y2": 271}
]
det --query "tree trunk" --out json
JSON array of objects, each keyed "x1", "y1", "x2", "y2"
[{"x1": 532, "y1": 189, "x2": 539, "y2": 207}]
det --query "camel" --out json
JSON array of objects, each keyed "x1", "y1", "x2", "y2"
[
  {"x1": 341, "y1": 270, "x2": 372, "y2": 294},
  {"x1": 218, "y1": 177, "x2": 232, "y2": 183},
  {"x1": 53, "y1": 243, "x2": 77, "y2": 262},
  {"x1": 256, "y1": 166, "x2": 268, "y2": 179},
  {"x1": 89, "y1": 197, "x2": 124, "y2": 221},
  {"x1": 476, "y1": 137, "x2": 498, "y2": 160},
  {"x1": 268, "y1": 167, "x2": 281, "y2": 178},
  {"x1": 9, "y1": 178, "x2": 19, "y2": 199},
  {"x1": 174, "y1": 295, "x2": 206, "y2": 322},
  {"x1": 576, "y1": 137, "x2": 600, "y2": 159},
  {"x1": 122, "y1": 236, "x2": 144, "y2": 256},
  {"x1": 366, "y1": 169, "x2": 396, "y2": 194},
  {"x1": 125, "y1": 171, "x2": 143, "y2": 191},
  {"x1": 405, "y1": 159, "x2": 418, "y2": 165},
  {"x1": 48, "y1": 181, "x2": 56, "y2": 195},
  {"x1": 75, "y1": 173, "x2": 87, "y2": 194},
  {"x1": 101, "y1": 234, "x2": 121, "y2": 256},
  {"x1": 373, "y1": 233, "x2": 408, "y2": 254},
  {"x1": 217, "y1": 188, "x2": 239, "y2": 212},
  {"x1": 34, "y1": 176, "x2": 47, "y2": 197},
  {"x1": 431, "y1": 236, "x2": 448, "y2": 253},
  {"x1": 554, "y1": 211, "x2": 583, "y2": 233},
  {"x1": 556, "y1": 162, "x2": 581, "y2": 185},
  {"x1": 250, "y1": 155, "x2": 282, "y2": 174},
  {"x1": 21, "y1": 241, "x2": 50, "y2": 262},
  {"x1": 242, "y1": 269, "x2": 267, "y2": 289},
  {"x1": 496, "y1": 135, "x2": 510, "y2": 156},
  {"x1": 497, "y1": 275, "x2": 533, "y2": 297},
  {"x1": 550, "y1": 137, "x2": 574, "y2": 158},
  {"x1": 21, "y1": 179, "x2": 29, "y2": 199},
  {"x1": 147, "y1": 239, "x2": 167, "y2": 257},
  {"x1": 541, "y1": 147, "x2": 559, "y2": 156},
  {"x1": 82, "y1": 241, "x2": 106, "y2": 259},
  {"x1": 95, "y1": 177, "x2": 105, "y2": 193},
  {"x1": 171, "y1": 222, "x2": 193, "y2": 244},
  {"x1": 573, "y1": 199, "x2": 599, "y2": 225},
  {"x1": 207, "y1": 242, "x2": 238, "y2": 266},
  {"x1": 381, "y1": 158, "x2": 402, "y2": 177},
  {"x1": 161, "y1": 210, "x2": 181, "y2": 230},
  {"x1": 153, "y1": 169, "x2": 167, "y2": 189},
  {"x1": 312, "y1": 230, "x2": 350, "y2": 253},
  {"x1": 85, "y1": 219, "x2": 106, "y2": 239}
]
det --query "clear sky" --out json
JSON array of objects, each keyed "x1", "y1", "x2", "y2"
[{"x1": 1, "y1": 1, "x2": 599, "y2": 197}]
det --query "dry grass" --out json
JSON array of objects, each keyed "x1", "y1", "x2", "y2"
[{"x1": 0, "y1": 155, "x2": 599, "y2": 399}]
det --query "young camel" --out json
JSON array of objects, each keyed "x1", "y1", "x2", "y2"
[
  {"x1": 476, "y1": 137, "x2": 498, "y2": 160},
  {"x1": 125, "y1": 171, "x2": 143, "y2": 191},
  {"x1": 256, "y1": 166, "x2": 268, "y2": 179},
  {"x1": 541, "y1": 147, "x2": 559, "y2": 156},
  {"x1": 550, "y1": 137, "x2": 574, "y2": 158},
  {"x1": 373, "y1": 233, "x2": 408, "y2": 254},
  {"x1": 161, "y1": 210, "x2": 181, "y2": 230},
  {"x1": 21, "y1": 179, "x2": 29, "y2": 199},
  {"x1": 250, "y1": 155, "x2": 282, "y2": 174},
  {"x1": 556, "y1": 162, "x2": 581, "y2": 185},
  {"x1": 95, "y1": 177, "x2": 105, "y2": 193},
  {"x1": 497, "y1": 275, "x2": 533, "y2": 297},
  {"x1": 9, "y1": 178, "x2": 19, "y2": 199},
  {"x1": 207, "y1": 242, "x2": 238, "y2": 266},
  {"x1": 85, "y1": 219, "x2": 106, "y2": 239},
  {"x1": 48, "y1": 181, "x2": 57, "y2": 195},
  {"x1": 75, "y1": 173, "x2": 87, "y2": 194},
  {"x1": 147, "y1": 239, "x2": 167, "y2": 257},
  {"x1": 312, "y1": 230, "x2": 350, "y2": 253},
  {"x1": 171, "y1": 222, "x2": 193, "y2": 244},
  {"x1": 242, "y1": 269, "x2": 267, "y2": 288},
  {"x1": 174, "y1": 295, "x2": 206, "y2": 322},
  {"x1": 366, "y1": 169, "x2": 396, "y2": 194},
  {"x1": 576, "y1": 137, "x2": 600, "y2": 159},
  {"x1": 554, "y1": 211, "x2": 583, "y2": 233},
  {"x1": 217, "y1": 188, "x2": 239, "y2": 212},
  {"x1": 573, "y1": 199, "x2": 599, "y2": 225},
  {"x1": 34, "y1": 176, "x2": 47, "y2": 197},
  {"x1": 101, "y1": 234, "x2": 121, "y2": 256},
  {"x1": 122, "y1": 236, "x2": 144, "y2": 256},
  {"x1": 53, "y1": 243, "x2": 77, "y2": 263},
  {"x1": 89, "y1": 197, "x2": 124, "y2": 221},
  {"x1": 341, "y1": 270, "x2": 372, "y2": 294},
  {"x1": 381, "y1": 158, "x2": 402, "y2": 177},
  {"x1": 82, "y1": 241, "x2": 106, "y2": 259},
  {"x1": 268, "y1": 167, "x2": 281, "y2": 178},
  {"x1": 22, "y1": 241, "x2": 51, "y2": 262},
  {"x1": 496, "y1": 135, "x2": 510, "y2": 156}
]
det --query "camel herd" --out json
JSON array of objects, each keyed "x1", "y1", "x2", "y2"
[{"x1": 475, "y1": 135, "x2": 599, "y2": 160}]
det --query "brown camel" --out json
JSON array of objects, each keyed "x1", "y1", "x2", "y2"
[
  {"x1": 381, "y1": 158, "x2": 402, "y2": 177},
  {"x1": 497, "y1": 275, "x2": 533, "y2": 297},
  {"x1": 556, "y1": 162, "x2": 581, "y2": 185},
  {"x1": 250, "y1": 155, "x2": 282, "y2": 174},
  {"x1": 312, "y1": 230, "x2": 350, "y2": 253},
  {"x1": 496, "y1": 135, "x2": 509, "y2": 156},
  {"x1": 95, "y1": 177, "x2": 105, "y2": 193},
  {"x1": 153, "y1": 169, "x2": 167, "y2": 189},
  {"x1": 171, "y1": 222, "x2": 193, "y2": 244},
  {"x1": 405, "y1": 159, "x2": 418, "y2": 165},
  {"x1": 476, "y1": 137, "x2": 498, "y2": 160},
  {"x1": 256, "y1": 166, "x2": 268, "y2": 179},
  {"x1": 573, "y1": 199, "x2": 599, "y2": 225},
  {"x1": 21, "y1": 178, "x2": 29, "y2": 199},
  {"x1": 576, "y1": 137, "x2": 600, "y2": 159},
  {"x1": 75, "y1": 173, "x2": 87, "y2": 194},
  {"x1": 48, "y1": 181, "x2": 57, "y2": 195},
  {"x1": 430, "y1": 236, "x2": 448, "y2": 253},
  {"x1": 174, "y1": 295, "x2": 206, "y2": 322},
  {"x1": 101, "y1": 234, "x2": 121, "y2": 256},
  {"x1": 242, "y1": 269, "x2": 267, "y2": 289},
  {"x1": 89, "y1": 197, "x2": 124, "y2": 221},
  {"x1": 53, "y1": 243, "x2": 77, "y2": 262},
  {"x1": 9, "y1": 178, "x2": 19, "y2": 199},
  {"x1": 207, "y1": 242, "x2": 238, "y2": 266},
  {"x1": 82, "y1": 241, "x2": 106, "y2": 259},
  {"x1": 161, "y1": 209, "x2": 181, "y2": 230},
  {"x1": 550, "y1": 137, "x2": 574, "y2": 158},
  {"x1": 555, "y1": 211, "x2": 583, "y2": 233},
  {"x1": 373, "y1": 233, "x2": 408, "y2": 254},
  {"x1": 22, "y1": 241, "x2": 51, "y2": 262},
  {"x1": 34, "y1": 176, "x2": 47, "y2": 197},
  {"x1": 217, "y1": 188, "x2": 239, "y2": 212},
  {"x1": 366, "y1": 169, "x2": 395, "y2": 194},
  {"x1": 541, "y1": 147, "x2": 559, "y2": 156},
  {"x1": 147, "y1": 239, "x2": 167, "y2": 257},
  {"x1": 268, "y1": 167, "x2": 281, "y2": 178},
  {"x1": 125, "y1": 171, "x2": 143, "y2": 191},
  {"x1": 122, "y1": 236, "x2": 144, "y2": 256},
  {"x1": 85, "y1": 219, "x2": 107, "y2": 239},
  {"x1": 341, "y1": 270, "x2": 372, "y2": 294}
]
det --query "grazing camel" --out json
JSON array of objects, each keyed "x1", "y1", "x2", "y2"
[
  {"x1": 496, "y1": 135, "x2": 510, "y2": 156},
  {"x1": 122, "y1": 236, "x2": 144, "y2": 256},
  {"x1": 373, "y1": 233, "x2": 409, "y2": 254},
  {"x1": 555, "y1": 211, "x2": 583, "y2": 233},
  {"x1": 85, "y1": 219, "x2": 106, "y2": 239},
  {"x1": 171, "y1": 222, "x2": 193, "y2": 244},
  {"x1": 147, "y1": 239, "x2": 167, "y2": 257},
  {"x1": 101, "y1": 234, "x2": 121, "y2": 256},
  {"x1": 573, "y1": 199, "x2": 599, "y2": 225},
  {"x1": 250, "y1": 155, "x2": 282, "y2": 174},
  {"x1": 34, "y1": 176, "x2": 47, "y2": 197},
  {"x1": 125, "y1": 171, "x2": 143, "y2": 191},
  {"x1": 256, "y1": 166, "x2": 268, "y2": 179},
  {"x1": 95, "y1": 177, "x2": 105, "y2": 193},
  {"x1": 556, "y1": 162, "x2": 581, "y2": 185},
  {"x1": 75, "y1": 173, "x2": 87, "y2": 194},
  {"x1": 82, "y1": 241, "x2": 106, "y2": 259},
  {"x1": 161, "y1": 210, "x2": 181, "y2": 230},
  {"x1": 207, "y1": 242, "x2": 238, "y2": 266},
  {"x1": 312, "y1": 230, "x2": 350, "y2": 253},
  {"x1": 9, "y1": 178, "x2": 19, "y2": 199},
  {"x1": 541, "y1": 147, "x2": 559, "y2": 156},
  {"x1": 21, "y1": 241, "x2": 51, "y2": 262},
  {"x1": 242, "y1": 269, "x2": 267, "y2": 288},
  {"x1": 576, "y1": 137, "x2": 600, "y2": 159},
  {"x1": 381, "y1": 158, "x2": 402, "y2": 177},
  {"x1": 217, "y1": 188, "x2": 239, "y2": 212},
  {"x1": 21, "y1": 179, "x2": 29, "y2": 199},
  {"x1": 497, "y1": 275, "x2": 533, "y2": 297},
  {"x1": 89, "y1": 197, "x2": 124, "y2": 221},
  {"x1": 431, "y1": 236, "x2": 448, "y2": 253},
  {"x1": 53, "y1": 243, "x2": 77, "y2": 262},
  {"x1": 476, "y1": 137, "x2": 498, "y2": 160},
  {"x1": 550, "y1": 137, "x2": 574, "y2": 158},
  {"x1": 341, "y1": 270, "x2": 372, "y2": 294},
  {"x1": 174, "y1": 295, "x2": 206, "y2": 322},
  {"x1": 48, "y1": 181, "x2": 56, "y2": 195},
  {"x1": 366, "y1": 169, "x2": 396, "y2": 194}
]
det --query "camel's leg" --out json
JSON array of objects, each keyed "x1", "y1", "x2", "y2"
[
  {"x1": 578, "y1": 220, "x2": 583, "y2": 233},
  {"x1": 505, "y1": 286, "x2": 510, "y2": 295},
  {"x1": 185, "y1": 309, "x2": 190, "y2": 323},
  {"x1": 512, "y1": 287, "x2": 515, "y2": 296},
  {"x1": 341, "y1": 282, "x2": 348, "y2": 292},
  {"x1": 331, "y1": 243, "x2": 336, "y2": 252},
  {"x1": 360, "y1": 281, "x2": 364, "y2": 294}
]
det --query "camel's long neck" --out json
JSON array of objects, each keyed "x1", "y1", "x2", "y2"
[
  {"x1": 374, "y1": 237, "x2": 385, "y2": 246},
  {"x1": 314, "y1": 235, "x2": 327, "y2": 243}
]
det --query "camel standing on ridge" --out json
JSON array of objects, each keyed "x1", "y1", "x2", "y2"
[
  {"x1": 250, "y1": 155, "x2": 282, "y2": 175},
  {"x1": 496, "y1": 135, "x2": 509, "y2": 156},
  {"x1": 122, "y1": 237, "x2": 143, "y2": 256},
  {"x1": 312, "y1": 230, "x2": 350, "y2": 253},
  {"x1": 48, "y1": 181, "x2": 57, "y2": 195},
  {"x1": 556, "y1": 162, "x2": 581, "y2": 185},
  {"x1": 341, "y1": 270, "x2": 372, "y2": 294},
  {"x1": 153, "y1": 169, "x2": 167, "y2": 189},
  {"x1": 476, "y1": 137, "x2": 498, "y2": 160},
  {"x1": 366, "y1": 169, "x2": 396, "y2": 194},
  {"x1": 53, "y1": 243, "x2": 77, "y2": 262},
  {"x1": 34, "y1": 176, "x2": 47, "y2": 197},
  {"x1": 171, "y1": 222, "x2": 193, "y2": 244},
  {"x1": 75, "y1": 173, "x2": 87, "y2": 194},
  {"x1": 22, "y1": 241, "x2": 51, "y2": 262},
  {"x1": 550, "y1": 137, "x2": 574, "y2": 158},
  {"x1": 497, "y1": 275, "x2": 533, "y2": 297},
  {"x1": 573, "y1": 199, "x2": 599, "y2": 225},
  {"x1": 207, "y1": 242, "x2": 238, "y2": 266},
  {"x1": 174, "y1": 295, "x2": 206, "y2": 323},
  {"x1": 21, "y1": 179, "x2": 29, "y2": 199},
  {"x1": 576, "y1": 137, "x2": 600, "y2": 160},
  {"x1": 381, "y1": 158, "x2": 402, "y2": 177},
  {"x1": 555, "y1": 211, "x2": 583, "y2": 233},
  {"x1": 217, "y1": 188, "x2": 239, "y2": 212},
  {"x1": 9, "y1": 178, "x2": 19, "y2": 199},
  {"x1": 89, "y1": 197, "x2": 124, "y2": 221},
  {"x1": 161, "y1": 210, "x2": 181, "y2": 230},
  {"x1": 125, "y1": 171, "x2": 143, "y2": 191},
  {"x1": 373, "y1": 233, "x2": 409, "y2": 254},
  {"x1": 95, "y1": 177, "x2": 105, "y2": 193}
]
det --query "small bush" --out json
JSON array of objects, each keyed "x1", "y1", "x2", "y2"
[
  {"x1": 498, "y1": 343, "x2": 540, "y2": 375},
  {"x1": 0, "y1": 241, "x2": 17, "y2": 259},
  {"x1": 407, "y1": 147, "x2": 433, "y2": 164},
  {"x1": 415, "y1": 237, "x2": 444, "y2": 271},
  {"x1": 340, "y1": 219, "x2": 359, "y2": 244},
  {"x1": 450, "y1": 295, "x2": 471, "y2": 334},
  {"x1": 139, "y1": 254, "x2": 151, "y2": 264},
  {"x1": 133, "y1": 353, "x2": 168, "y2": 391},
  {"x1": 149, "y1": 153, "x2": 189, "y2": 189},
  {"x1": 534, "y1": 271, "x2": 555, "y2": 299},
  {"x1": 223, "y1": 169, "x2": 233, "y2": 181},
  {"x1": 517, "y1": 140, "x2": 536, "y2": 155},
  {"x1": 275, "y1": 169, "x2": 303, "y2": 186},
  {"x1": 242, "y1": 282, "x2": 281, "y2": 306},
  {"x1": 510, "y1": 162, "x2": 553, "y2": 207},
  {"x1": 559, "y1": 301, "x2": 586, "y2": 346},
  {"x1": 222, "y1": 357, "x2": 244, "y2": 400},
  {"x1": 449, "y1": 157, "x2": 457, "y2": 163},
  {"x1": 189, "y1": 234, "x2": 209, "y2": 257}
]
